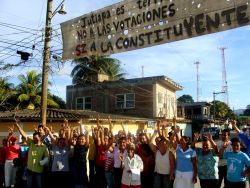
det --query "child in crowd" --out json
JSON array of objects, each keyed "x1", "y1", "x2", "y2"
[{"x1": 223, "y1": 137, "x2": 250, "y2": 188}]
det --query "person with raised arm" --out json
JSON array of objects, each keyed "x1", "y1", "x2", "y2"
[
  {"x1": 174, "y1": 135, "x2": 197, "y2": 188},
  {"x1": 217, "y1": 128, "x2": 232, "y2": 188},
  {"x1": 136, "y1": 130, "x2": 155, "y2": 188},
  {"x1": 0, "y1": 138, "x2": 7, "y2": 188},
  {"x1": 149, "y1": 123, "x2": 175, "y2": 188},
  {"x1": 231, "y1": 119, "x2": 250, "y2": 186},
  {"x1": 191, "y1": 132, "x2": 219, "y2": 188},
  {"x1": 223, "y1": 137, "x2": 250, "y2": 188},
  {"x1": 50, "y1": 124, "x2": 72, "y2": 188},
  {"x1": 72, "y1": 125, "x2": 90, "y2": 188},
  {"x1": 5, "y1": 125, "x2": 20, "y2": 188},
  {"x1": 14, "y1": 122, "x2": 49, "y2": 188}
]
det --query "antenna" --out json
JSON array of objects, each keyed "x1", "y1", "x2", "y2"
[
  {"x1": 219, "y1": 47, "x2": 229, "y2": 106},
  {"x1": 141, "y1": 65, "x2": 144, "y2": 78},
  {"x1": 194, "y1": 61, "x2": 200, "y2": 102}
]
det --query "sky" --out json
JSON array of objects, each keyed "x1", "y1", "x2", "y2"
[{"x1": 0, "y1": 0, "x2": 250, "y2": 111}]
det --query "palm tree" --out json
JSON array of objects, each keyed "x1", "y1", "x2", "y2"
[
  {"x1": 16, "y1": 70, "x2": 59, "y2": 110},
  {"x1": 0, "y1": 77, "x2": 17, "y2": 110},
  {"x1": 71, "y1": 55, "x2": 125, "y2": 85}
]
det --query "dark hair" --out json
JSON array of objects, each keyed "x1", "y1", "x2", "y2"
[
  {"x1": 38, "y1": 124, "x2": 44, "y2": 129},
  {"x1": 231, "y1": 137, "x2": 240, "y2": 144},
  {"x1": 222, "y1": 129, "x2": 230, "y2": 136},
  {"x1": 118, "y1": 136, "x2": 126, "y2": 142},
  {"x1": 58, "y1": 137, "x2": 65, "y2": 142},
  {"x1": 182, "y1": 136, "x2": 191, "y2": 145},
  {"x1": 33, "y1": 132, "x2": 40, "y2": 137}
]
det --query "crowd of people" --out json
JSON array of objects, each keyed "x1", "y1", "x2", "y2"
[{"x1": 0, "y1": 117, "x2": 250, "y2": 188}]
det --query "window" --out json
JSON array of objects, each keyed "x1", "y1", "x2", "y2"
[
  {"x1": 76, "y1": 97, "x2": 92, "y2": 110},
  {"x1": 115, "y1": 93, "x2": 135, "y2": 109},
  {"x1": 158, "y1": 93, "x2": 163, "y2": 104}
]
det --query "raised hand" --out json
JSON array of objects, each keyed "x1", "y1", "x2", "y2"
[
  {"x1": 205, "y1": 132, "x2": 213, "y2": 141},
  {"x1": 8, "y1": 125, "x2": 14, "y2": 135},
  {"x1": 193, "y1": 132, "x2": 200, "y2": 141}
]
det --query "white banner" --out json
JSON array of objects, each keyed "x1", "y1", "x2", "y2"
[{"x1": 61, "y1": 0, "x2": 250, "y2": 60}]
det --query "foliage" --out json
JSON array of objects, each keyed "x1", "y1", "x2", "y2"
[
  {"x1": 50, "y1": 94, "x2": 66, "y2": 109},
  {"x1": 243, "y1": 105, "x2": 250, "y2": 116},
  {"x1": 211, "y1": 100, "x2": 236, "y2": 121},
  {"x1": 71, "y1": 55, "x2": 125, "y2": 85},
  {"x1": 0, "y1": 78, "x2": 17, "y2": 111},
  {"x1": 16, "y1": 70, "x2": 59, "y2": 110},
  {"x1": 177, "y1": 94, "x2": 194, "y2": 103}
]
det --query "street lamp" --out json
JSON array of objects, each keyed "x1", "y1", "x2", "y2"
[
  {"x1": 41, "y1": 0, "x2": 66, "y2": 126},
  {"x1": 213, "y1": 91, "x2": 225, "y2": 122}
]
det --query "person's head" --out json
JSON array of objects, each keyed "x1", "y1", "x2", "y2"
[
  {"x1": 158, "y1": 139, "x2": 167, "y2": 153},
  {"x1": 21, "y1": 136, "x2": 27, "y2": 142},
  {"x1": 104, "y1": 134, "x2": 109, "y2": 145},
  {"x1": 139, "y1": 133, "x2": 147, "y2": 144},
  {"x1": 2, "y1": 138, "x2": 7, "y2": 147},
  {"x1": 9, "y1": 136, "x2": 17, "y2": 145},
  {"x1": 127, "y1": 143, "x2": 135, "y2": 158},
  {"x1": 202, "y1": 138, "x2": 211, "y2": 152},
  {"x1": 231, "y1": 137, "x2": 241, "y2": 153},
  {"x1": 126, "y1": 133, "x2": 134, "y2": 144},
  {"x1": 77, "y1": 134, "x2": 86, "y2": 146},
  {"x1": 58, "y1": 128, "x2": 65, "y2": 138},
  {"x1": 118, "y1": 136, "x2": 127, "y2": 151},
  {"x1": 221, "y1": 129, "x2": 230, "y2": 141},
  {"x1": 37, "y1": 124, "x2": 45, "y2": 137},
  {"x1": 179, "y1": 136, "x2": 191, "y2": 149},
  {"x1": 57, "y1": 137, "x2": 66, "y2": 148},
  {"x1": 33, "y1": 132, "x2": 41, "y2": 144},
  {"x1": 168, "y1": 132, "x2": 177, "y2": 142},
  {"x1": 155, "y1": 137, "x2": 162, "y2": 147}
]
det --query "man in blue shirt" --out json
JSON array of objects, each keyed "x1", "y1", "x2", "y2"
[{"x1": 223, "y1": 137, "x2": 250, "y2": 188}]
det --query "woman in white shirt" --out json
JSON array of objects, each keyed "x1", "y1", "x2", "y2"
[
  {"x1": 149, "y1": 138, "x2": 175, "y2": 188},
  {"x1": 121, "y1": 143, "x2": 143, "y2": 188}
]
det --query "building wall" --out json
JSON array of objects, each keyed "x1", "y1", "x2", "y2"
[
  {"x1": 66, "y1": 84, "x2": 155, "y2": 118},
  {"x1": 154, "y1": 83, "x2": 177, "y2": 118}
]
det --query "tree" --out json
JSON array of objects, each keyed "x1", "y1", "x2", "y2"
[
  {"x1": 0, "y1": 78, "x2": 17, "y2": 110},
  {"x1": 16, "y1": 70, "x2": 59, "y2": 110},
  {"x1": 50, "y1": 94, "x2": 66, "y2": 109},
  {"x1": 71, "y1": 55, "x2": 125, "y2": 85},
  {"x1": 211, "y1": 100, "x2": 236, "y2": 121},
  {"x1": 177, "y1": 94, "x2": 194, "y2": 103},
  {"x1": 243, "y1": 105, "x2": 250, "y2": 116}
]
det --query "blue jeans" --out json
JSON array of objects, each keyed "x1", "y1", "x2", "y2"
[
  {"x1": 105, "y1": 170, "x2": 115, "y2": 188},
  {"x1": 153, "y1": 173, "x2": 170, "y2": 188},
  {"x1": 27, "y1": 169, "x2": 42, "y2": 188}
]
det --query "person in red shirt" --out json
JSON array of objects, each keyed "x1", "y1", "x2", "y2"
[
  {"x1": 0, "y1": 138, "x2": 7, "y2": 188},
  {"x1": 5, "y1": 135, "x2": 20, "y2": 188}
]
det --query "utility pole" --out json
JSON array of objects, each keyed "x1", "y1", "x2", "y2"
[
  {"x1": 41, "y1": 0, "x2": 53, "y2": 126},
  {"x1": 213, "y1": 91, "x2": 225, "y2": 121},
  {"x1": 194, "y1": 61, "x2": 200, "y2": 102}
]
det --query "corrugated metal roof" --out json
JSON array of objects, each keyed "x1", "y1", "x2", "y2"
[{"x1": 0, "y1": 108, "x2": 150, "y2": 122}]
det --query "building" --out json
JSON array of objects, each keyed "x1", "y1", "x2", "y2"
[
  {"x1": 66, "y1": 75, "x2": 183, "y2": 119},
  {"x1": 177, "y1": 102, "x2": 213, "y2": 121}
]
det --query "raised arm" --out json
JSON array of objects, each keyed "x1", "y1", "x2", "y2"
[
  {"x1": 231, "y1": 120, "x2": 240, "y2": 134},
  {"x1": 191, "y1": 132, "x2": 200, "y2": 149},
  {"x1": 44, "y1": 126, "x2": 57, "y2": 144},
  {"x1": 14, "y1": 122, "x2": 27, "y2": 139},
  {"x1": 206, "y1": 132, "x2": 218, "y2": 153}
]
